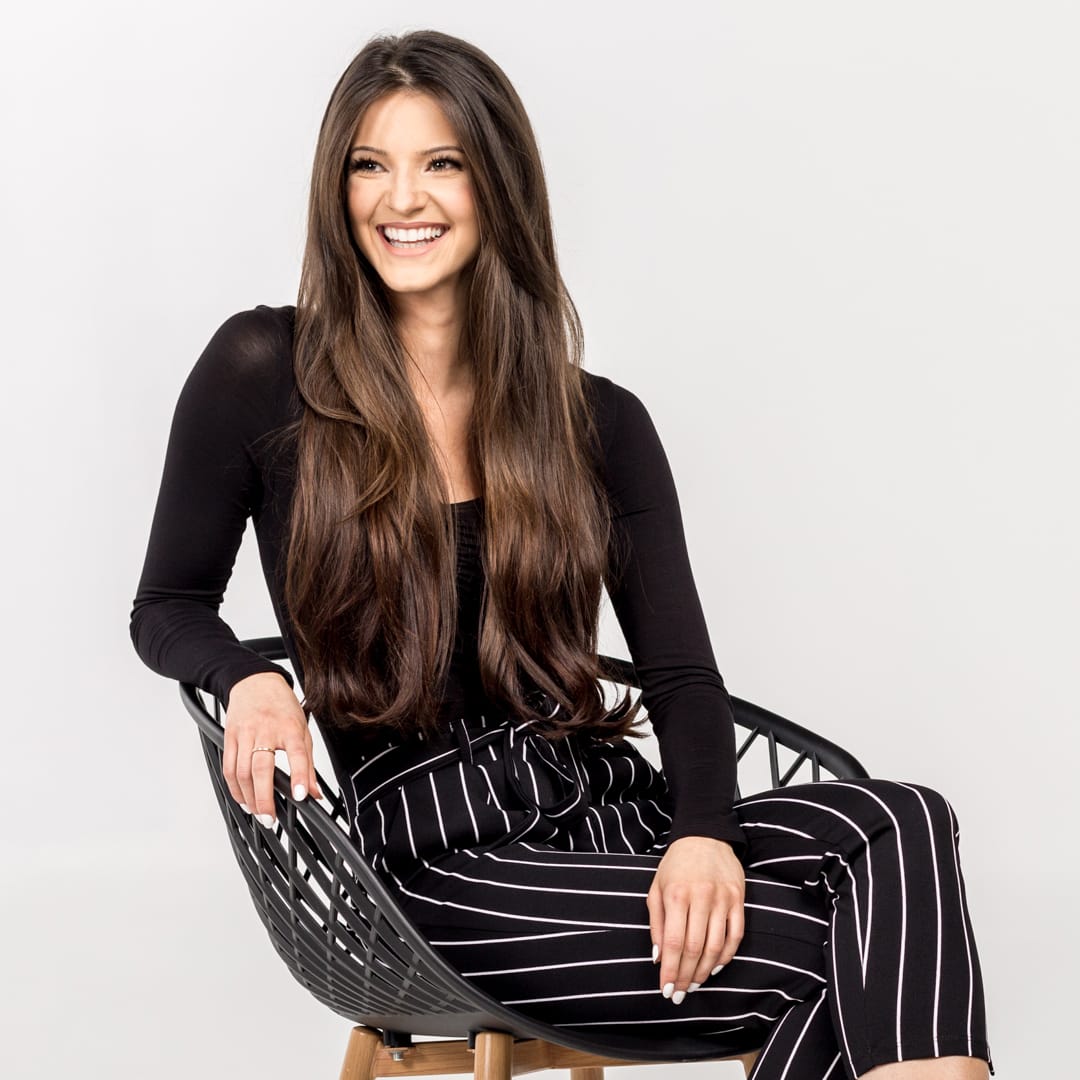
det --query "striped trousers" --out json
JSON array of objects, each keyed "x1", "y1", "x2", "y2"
[{"x1": 345, "y1": 707, "x2": 994, "y2": 1079}]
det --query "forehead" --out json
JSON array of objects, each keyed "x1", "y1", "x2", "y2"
[{"x1": 350, "y1": 90, "x2": 458, "y2": 149}]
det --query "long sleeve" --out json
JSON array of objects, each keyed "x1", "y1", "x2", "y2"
[
  {"x1": 129, "y1": 309, "x2": 295, "y2": 709},
  {"x1": 596, "y1": 377, "x2": 747, "y2": 856}
]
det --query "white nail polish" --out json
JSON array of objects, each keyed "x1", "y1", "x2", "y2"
[
  {"x1": 689, "y1": 982, "x2": 701, "y2": 992},
  {"x1": 257, "y1": 813, "x2": 275, "y2": 827},
  {"x1": 672, "y1": 989, "x2": 686, "y2": 1005},
  {"x1": 239, "y1": 803, "x2": 250, "y2": 813},
  {"x1": 292, "y1": 783, "x2": 307, "y2": 801},
  {"x1": 711, "y1": 964, "x2": 725, "y2": 976},
  {"x1": 662, "y1": 982, "x2": 674, "y2": 999},
  {"x1": 651, "y1": 943, "x2": 659, "y2": 963}
]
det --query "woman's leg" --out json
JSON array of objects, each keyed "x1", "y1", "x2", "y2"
[
  {"x1": 733, "y1": 778, "x2": 993, "y2": 1079},
  {"x1": 395, "y1": 838, "x2": 835, "y2": 1059}
]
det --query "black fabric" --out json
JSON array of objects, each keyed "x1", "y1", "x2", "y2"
[{"x1": 129, "y1": 304, "x2": 746, "y2": 850}]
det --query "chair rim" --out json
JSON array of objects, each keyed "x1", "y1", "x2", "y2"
[{"x1": 179, "y1": 638, "x2": 869, "y2": 1062}]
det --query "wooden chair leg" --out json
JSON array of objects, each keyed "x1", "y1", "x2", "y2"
[
  {"x1": 740, "y1": 1047, "x2": 761, "y2": 1077},
  {"x1": 473, "y1": 1030, "x2": 514, "y2": 1080},
  {"x1": 340, "y1": 1025, "x2": 382, "y2": 1080},
  {"x1": 570, "y1": 1069, "x2": 605, "y2": 1080}
]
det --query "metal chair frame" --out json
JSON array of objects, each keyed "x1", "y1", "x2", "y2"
[{"x1": 179, "y1": 638, "x2": 870, "y2": 1080}]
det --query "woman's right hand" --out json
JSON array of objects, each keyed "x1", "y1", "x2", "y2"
[{"x1": 222, "y1": 672, "x2": 324, "y2": 826}]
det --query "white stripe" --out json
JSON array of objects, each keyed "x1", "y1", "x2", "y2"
[
  {"x1": 555, "y1": 1020, "x2": 746, "y2": 1032},
  {"x1": 470, "y1": 851, "x2": 657, "y2": 872},
  {"x1": 613, "y1": 803, "x2": 634, "y2": 852},
  {"x1": 944, "y1": 797, "x2": 975, "y2": 1056},
  {"x1": 600, "y1": 757, "x2": 615, "y2": 801},
  {"x1": 375, "y1": 798, "x2": 388, "y2": 847},
  {"x1": 742, "y1": 994, "x2": 799, "y2": 1079},
  {"x1": 462, "y1": 955, "x2": 650, "y2": 977},
  {"x1": 419, "y1": 859, "x2": 646, "y2": 898},
  {"x1": 740, "y1": 820, "x2": 818, "y2": 839},
  {"x1": 728, "y1": 954, "x2": 826, "y2": 984},
  {"x1": 898, "y1": 782, "x2": 943, "y2": 1057},
  {"x1": 828, "y1": 890, "x2": 856, "y2": 1070},
  {"x1": 503, "y1": 989, "x2": 782, "y2": 1020},
  {"x1": 741, "y1": 793, "x2": 876, "y2": 979},
  {"x1": 627, "y1": 799, "x2": 658, "y2": 843},
  {"x1": 519, "y1": 735, "x2": 544, "y2": 806},
  {"x1": 744, "y1": 902, "x2": 829, "y2": 928},
  {"x1": 458, "y1": 761, "x2": 480, "y2": 844},
  {"x1": 429, "y1": 771, "x2": 448, "y2": 849},
  {"x1": 822, "y1": 1052, "x2": 842, "y2": 1078},
  {"x1": 778, "y1": 989, "x2": 826, "y2": 1080},
  {"x1": 585, "y1": 813, "x2": 600, "y2": 852},
  {"x1": 745, "y1": 876, "x2": 804, "y2": 891},
  {"x1": 391, "y1": 880, "x2": 650, "y2": 930},
  {"x1": 825, "y1": 782, "x2": 907, "y2": 1054},
  {"x1": 694, "y1": 985, "x2": 803, "y2": 1003},
  {"x1": 589, "y1": 805, "x2": 609, "y2": 850},
  {"x1": 474, "y1": 761, "x2": 512, "y2": 831},
  {"x1": 400, "y1": 786, "x2": 418, "y2": 859},
  {"x1": 427, "y1": 929, "x2": 606, "y2": 946}
]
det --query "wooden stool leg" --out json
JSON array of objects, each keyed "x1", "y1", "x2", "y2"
[
  {"x1": 473, "y1": 1030, "x2": 514, "y2": 1080},
  {"x1": 340, "y1": 1025, "x2": 382, "y2": 1080},
  {"x1": 570, "y1": 1069, "x2": 605, "y2": 1080},
  {"x1": 739, "y1": 1047, "x2": 761, "y2": 1077}
]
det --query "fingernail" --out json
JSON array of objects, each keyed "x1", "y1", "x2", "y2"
[
  {"x1": 257, "y1": 813, "x2": 275, "y2": 827},
  {"x1": 292, "y1": 783, "x2": 307, "y2": 801},
  {"x1": 239, "y1": 803, "x2": 251, "y2": 813},
  {"x1": 689, "y1": 981, "x2": 701, "y2": 992},
  {"x1": 672, "y1": 989, "x2": 686, "y2": 1005},
  {"x1": 662, "y1": 982, "x2": 674, "y2": 999},
  {"x1": 651, "y1": 943, "x2": 659, "y2": 963},
  {"x1": 711, "y1": 964, "x2": 725, "y2": 976}
]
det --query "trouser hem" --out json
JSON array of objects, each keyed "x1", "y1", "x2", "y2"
[{"x1": 850, "y1": 1036, "x2": 994, "y2": 1077}]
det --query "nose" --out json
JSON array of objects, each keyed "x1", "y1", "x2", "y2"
[{"x1": 386, "y1": 166, "x2": 427, "y2": 215}]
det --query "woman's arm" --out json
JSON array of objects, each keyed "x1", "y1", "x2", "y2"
[
  {"x1": 596, "y1": 375, "x2": 747, "y2": 856},
  {"x1": 129, "y1": 309, "x2": 296, "y2": 709},
  {"x1": 593, "y1": 373, "x2": 747, "y2": 1002}
]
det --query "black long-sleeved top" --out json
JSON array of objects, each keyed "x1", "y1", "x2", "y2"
[{"x1": 129, "y1": 304, "x2": 747, "y2": 854}]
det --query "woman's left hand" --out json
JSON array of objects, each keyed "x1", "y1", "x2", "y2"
[{"x1": 647, "y1": 835, "x2": 745, "y2": 1002}]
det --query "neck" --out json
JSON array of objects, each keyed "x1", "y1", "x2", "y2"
[{"x1": 391, "y1": 279, "x2": 472, "y2": 398}]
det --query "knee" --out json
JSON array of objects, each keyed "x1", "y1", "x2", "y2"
[{"x1": 865, "y1": 778, "x2": 961, "y2": 839}]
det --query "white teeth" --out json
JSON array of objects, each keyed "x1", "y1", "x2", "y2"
[{"x1": 383, "y1": 225, "x2": 446, "y2": 242}]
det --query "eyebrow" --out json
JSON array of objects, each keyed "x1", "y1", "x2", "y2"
[{"x1": 349, "y1": 144, "x2": 464, "y2": 156}]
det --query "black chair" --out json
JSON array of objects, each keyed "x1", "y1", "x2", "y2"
[{"x1": 179, "y1": 638, "x2": 870, "y2": 1080}]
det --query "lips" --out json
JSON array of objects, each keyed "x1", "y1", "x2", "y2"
[{"x1": 376, "y1": 224, "x2": 450, "y2": 257}]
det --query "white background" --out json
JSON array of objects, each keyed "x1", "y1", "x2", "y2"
[{"x1": 4, "y1": 1, "x2": 1076, "y2": 1076}]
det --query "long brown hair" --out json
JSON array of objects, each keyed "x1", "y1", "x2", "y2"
[{"x1": 285, "y1": 29, "x2": 641, "y2": 744}]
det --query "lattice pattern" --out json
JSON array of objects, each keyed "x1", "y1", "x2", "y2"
[{"x1": 179, "y1": 642, "x2": 869, "y2": 1061}]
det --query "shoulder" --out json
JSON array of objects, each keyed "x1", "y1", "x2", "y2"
[
  {"x1": 579, "y1": 368, "x2": 660, "y2": 455},
  {"x1": 182, "y1": 304, "x2": 299, "y2": 424},
  {"x1": 196, "y1": 303, "x2": 296, "y2": 389}
]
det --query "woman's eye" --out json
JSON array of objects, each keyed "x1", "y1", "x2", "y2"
[{"x1": 348, "y1": 155, "x2": 463, "y2": 175}]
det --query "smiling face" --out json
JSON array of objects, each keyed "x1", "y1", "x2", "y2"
[{"x1": 346, "y1": 90, "x2": 481, "y2": 308}]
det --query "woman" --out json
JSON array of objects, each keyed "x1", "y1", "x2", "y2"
[{"x1": 130, "y1": 29, "x2": 993, "y2": 1079}]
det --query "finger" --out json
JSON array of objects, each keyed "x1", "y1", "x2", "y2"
[
  {"x1": 222, "y1": 726, "x2": 247, "y2": 811},
  {"x1": 718, "y1": 894, "x2": 746, "y2": 966},
  {"x1": 674, "y1": 892, "x2": 711, "y2": 998},
  {"x1": 692, "y1": 905, "x2": 731, "y2": 988},
  {"x1": 235, "y1": 738, "x2": 258, "y2": 815},
  {"x1": 659, "y1": 890, "x2": 688, "y2": 998},
  {"x1": 284, "y1": 736, "x2": 313, "y2": 802},
  {"x1": 250, "y1": 747, "x2": 279, "y2": 824},
  {"x1": 646, "y1": 886, "x2": 663, "y2": 966}
]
